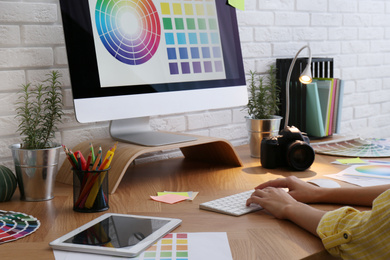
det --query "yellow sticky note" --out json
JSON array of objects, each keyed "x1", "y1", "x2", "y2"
[
  {"x1": 158, "y1": 192, "x2": 189, "y2": 197},
  {"x1": 337, "y1": 157, "x2": 366, "y2": 165},
  {"x1": 228, "y1": 0, "x2": 245, "y2": 11}
]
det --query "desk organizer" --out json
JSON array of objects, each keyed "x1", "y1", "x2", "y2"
[{"x1": 73, "y1": 168, "x2": 109, "y2": 213}]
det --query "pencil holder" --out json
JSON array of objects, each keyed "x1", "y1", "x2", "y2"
[{"x1": 72, "y1": 167, "x2": 110, "y2": 213}]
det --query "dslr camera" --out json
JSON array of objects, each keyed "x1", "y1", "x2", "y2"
[{"x1": 261, "y1": 126, "x2": 315, "y2": 171}]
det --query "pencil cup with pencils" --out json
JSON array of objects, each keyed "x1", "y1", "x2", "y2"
[
  {"x1": 72, "y1": 167, "x2": 110, "y2": 212},
  {"x1": 63, "y1": 142, "x2": 117, "y2": 213}
]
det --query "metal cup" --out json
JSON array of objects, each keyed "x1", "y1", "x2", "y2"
[{"x1": 9, "y1": 144, "x2": 61, "y2": 201}]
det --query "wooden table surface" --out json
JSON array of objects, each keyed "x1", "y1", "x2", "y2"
[{"x1": 0, "y1": 145, "x2": 371, "y2": 260}]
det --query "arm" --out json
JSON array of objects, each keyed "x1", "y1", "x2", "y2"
[
  {"x1": 246, "y1": 187, "x2": 325, "y2": 236},
  {"x1": 257, "y1": 176, "x2": 390, "y2": 206}
]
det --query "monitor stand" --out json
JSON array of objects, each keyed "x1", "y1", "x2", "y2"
[
  {"x1": 109, "y1": 117, "x2": 197, "y2": 146},
  {"x1": 56, "y1": 117, "x2": 243, "y2": 194}
]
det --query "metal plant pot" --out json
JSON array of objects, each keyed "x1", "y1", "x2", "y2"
[
  {"x1": 246, "y1": 116, "x2": 282, "y2": 158},
  {"x1": 9, "y1": 144, "x2": 61, "y2": 201}
]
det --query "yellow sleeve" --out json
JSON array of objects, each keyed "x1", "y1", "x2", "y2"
[{"x1": 316, "y1": 189, "x2": 390, "y2": 259}]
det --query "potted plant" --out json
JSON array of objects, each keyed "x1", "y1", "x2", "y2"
[
  {"x1": 10, "y1": 71, "x2": 64, "y2": 201},
  {"x1": 245, "y1": 65, "x2": 282, "y2": 158}
]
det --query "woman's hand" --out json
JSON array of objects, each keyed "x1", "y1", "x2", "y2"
[
  {"x1": 246, "y1": 187, "x2": 299, "y2": 219},
  {"x1": 254, "y1": 176, "x2": 321, "y2": 203},
  {"x1": 246, "y1": 183, "x2": 327, "y2": 236}
]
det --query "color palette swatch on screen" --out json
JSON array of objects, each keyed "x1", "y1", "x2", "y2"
[
  {"x1": 312, "y1": 138, "x2": 390, "y2": 157},
  {"x1": 160, "y1": 0, "x2": 225, "y2": 75},
  {"x1": 0, "y1": 210, "x2": 41, "y2": 244},
  {"x1": 95, "y1": 0, "x2": 161, "y2": 65}
]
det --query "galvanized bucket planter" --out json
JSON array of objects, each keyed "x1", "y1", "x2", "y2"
[
  {"x1": 246, "y1": 116, "x2": 282, "y2": 158},
  {"x1": 9, "y1": 144, "x2": 61, "y2": 201}
]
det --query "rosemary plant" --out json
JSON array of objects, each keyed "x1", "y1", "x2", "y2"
[
  {"x1": 246, "y1": 65, "x2": 280, "y2": 119},
  {"x1": 15, "y1": 71, "x2": 64, "y2": 149}
]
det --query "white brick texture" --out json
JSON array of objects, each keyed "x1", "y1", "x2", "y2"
[{"x1": 0, "y1": 0, "x2": 390, "y2": 165}]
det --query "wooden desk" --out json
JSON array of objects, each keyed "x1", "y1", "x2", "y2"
[{"x1": 0, "y1": 145, "x2": 367, "y2": 260}]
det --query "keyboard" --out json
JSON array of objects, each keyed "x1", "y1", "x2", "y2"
[{"x1": 199, "y1": 190, "x2": 263, "y2": 217}]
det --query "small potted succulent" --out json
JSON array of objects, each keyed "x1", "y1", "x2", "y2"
[
  {"x1": 10, "y1": 71, "x2": 64, "y2": 201},
  {"x1": 245, "y1": 65, "x2": 282, "y2": 158}
]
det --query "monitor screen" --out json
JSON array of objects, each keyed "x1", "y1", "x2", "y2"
[{"x1": 59, "y1": 0, "x2": 247, "y2": 145}]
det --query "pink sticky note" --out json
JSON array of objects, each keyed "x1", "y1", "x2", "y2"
[{"x1": 150, "y1": 194, "x2": 189, "y2": 204}]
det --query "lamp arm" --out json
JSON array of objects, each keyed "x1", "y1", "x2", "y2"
[{"x1": 284, "y1": 45, "x2": 312, "y2": 129}]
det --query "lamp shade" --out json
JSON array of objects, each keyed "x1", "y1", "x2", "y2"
[{"x1": 299, "y1": 64, "x2": 312, "y2": 84}]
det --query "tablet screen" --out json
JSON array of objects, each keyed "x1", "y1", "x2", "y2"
[{"x1": 64, "y1": 215, "x2": 169, "y2": 248}]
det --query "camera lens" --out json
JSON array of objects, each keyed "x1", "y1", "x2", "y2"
[{"x1": 286, "y1": 141, "x2": 315, "y2": 171}]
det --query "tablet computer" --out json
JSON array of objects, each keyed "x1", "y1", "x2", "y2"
[{"x1": 49, "y1": 213, "x2": 182, "y2": 257}]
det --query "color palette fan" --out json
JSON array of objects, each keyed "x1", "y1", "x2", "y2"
[
  {"x1": 312, "y1": 138, "x2": 390, "y2": 157},
  {"x1": 0, "y1": 210, "x2": 40, "y2": 244}
]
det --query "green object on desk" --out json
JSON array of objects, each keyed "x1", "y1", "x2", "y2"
[{"x1": 0, "y1": 165, "x2": 17, "y2": 202}]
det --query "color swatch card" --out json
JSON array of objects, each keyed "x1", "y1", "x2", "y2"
[
  {"x1": 53, "y1": 232, "x2": 233, "y2": 260},
  {"x1": 89, "y1": 0, "x2": 226, "y2": 87},
  {"x1": 0, "y1": 210, "x2": 41, "y2": 244},
  {"x1": 312, "y1": 138, "x2": 390, "y2": 157},
  {"x1": 343, "y1": 164, "x2": 390, "y2": 179},
  {"x1": 326, "y1": 161, "x2": 390, "y2": 187}
]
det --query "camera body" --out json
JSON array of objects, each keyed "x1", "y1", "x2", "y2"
[{"x1": 261, "y1": 126, "x2": 315, "y2": 171}]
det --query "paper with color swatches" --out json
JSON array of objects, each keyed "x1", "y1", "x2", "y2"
[
  {"x1": 53, "y1": 232, "x2": 233, "y2": 260},
  {"x1": 0, "y1": 210, "x2": 40, "y2": 244}
]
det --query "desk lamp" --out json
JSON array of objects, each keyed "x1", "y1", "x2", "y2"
[{"x1": 284, "y1": 45, "x2": 312, "y2": 129}]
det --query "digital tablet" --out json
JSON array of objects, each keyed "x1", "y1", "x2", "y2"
[{"x1": 49, "y1": 213, "x2": 182, "y2": 257}]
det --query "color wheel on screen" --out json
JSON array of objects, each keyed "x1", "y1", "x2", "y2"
[
  {"x1": 345, "y1": 165, "x2": 390, "y2": 179},
  {"x1": 91, "y1": 0, "x2": 226, "y2": 87},
  {"x1": 95, "y1": 0, "x2": 161, "y2": 65}
]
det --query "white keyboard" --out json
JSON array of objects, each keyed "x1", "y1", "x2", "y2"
[{"x1": 199, "y1": 190, "x2": 263, "y2": 216}]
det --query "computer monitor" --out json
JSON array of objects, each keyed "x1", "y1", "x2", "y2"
[{"x1": 59, "y1": 0, "x2": 247, "y2": 146}]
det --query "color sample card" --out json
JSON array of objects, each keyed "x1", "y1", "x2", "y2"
[
  {"x1": 53, "y1": 232, "x2": 233, "y2": 260},
  {"x1": 344, "y1": 165, "x2": 390, "y2": 179},
  {"x1": 139, "y1": 233, "x2": 189, "y2": 259},
  {"x1": 326, "y1": 160, "x2": 390, "y2": 187},
  {"x1": 89, "y1": 0, "x2": 226, "y2": 87},
  {"x1": 0, "y1": 210, "x2": 40, "y2": 244},
  {"x1": 312, "y1": 138, "x2": 390, "y2": 157}
]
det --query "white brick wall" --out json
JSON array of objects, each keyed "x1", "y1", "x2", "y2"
[{"x1": 1, "y1": 0, "x2": 390, "y2": 167}]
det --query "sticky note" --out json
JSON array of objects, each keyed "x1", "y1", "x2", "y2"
[
  {"x1": 150, "y1": 194, "x2": 189, "y2": 204},
  {"x1": 162, "y1": 191, "x2": 199, "y2": 200},
  {"x1": 228, "y1": 0, "x2": 245, "y2": 11},
  {"x1": 336, "y1": 157, "x2": 366, "y2": 165},
  {"x1": 158, "y1": 192, "x2": 189, "y2": 197}
]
